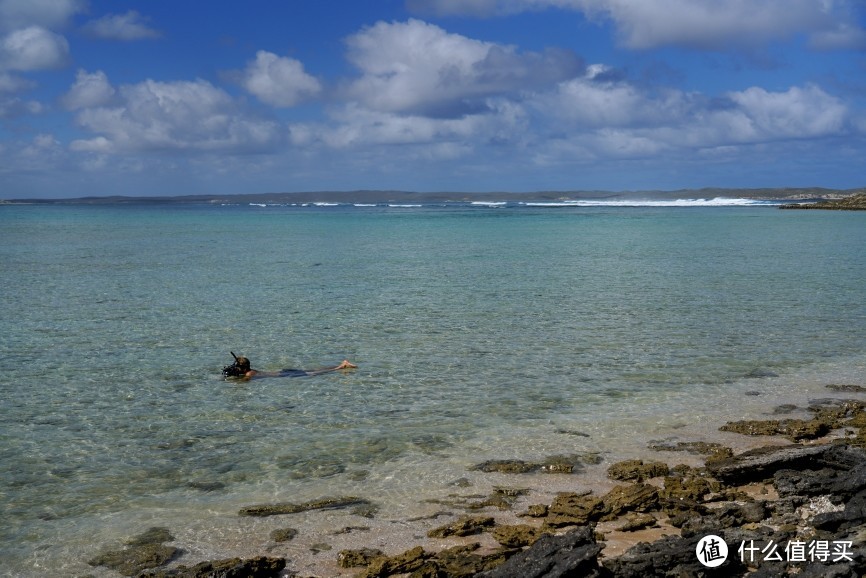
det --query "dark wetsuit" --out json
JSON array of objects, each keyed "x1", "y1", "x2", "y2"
[{"x1": 278, "y1": 368, "x2": 308, "y2": 377}]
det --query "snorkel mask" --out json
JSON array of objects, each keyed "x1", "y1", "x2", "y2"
[{"x1": 222, "y1": 352, "x2": 249, "y2": 378}]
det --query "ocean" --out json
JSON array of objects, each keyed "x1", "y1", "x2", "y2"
[{"x1": 1, "y1": 199, "x2": 864, "y2": 576}]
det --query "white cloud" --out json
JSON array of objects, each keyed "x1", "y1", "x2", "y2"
[
  {"x1": 522, "y1": 73, "x2": 853, "y2": 166},
  {"x1": 63, "y1": 69, "x2": 116, "y2": 110},
  {"x1": 239, "y1": 51, "x2": 322, "y2": 107},
  {"x1": 809, "y1": 22, "x2": 866, "y2": 51},
  {"x1": 72, "y1": 78, "x2": 282, "y2": 153},
  {"x1": 344, "y1": 19, "x2": 581, "y2": 117},
  {"x1": 0, "y1": 94, "x2": 41, "y2": 118},
  {"x1": 0, "y1": 26, "x2": 69, "y2": 71},
  {"x1": 409, "y1": 0, "x2": 866, "y2": 51},
  {"x1": 81, "y1": 10, "x2": 161, "y2": 41},
  {"x1": 727, "y1": 84, "x2": 847, "y2": 140},
  {"x1": 314, "y1": 99, "x2": 527, "y2": 149},
  {"x1": 0, "y1": 71, "x2": 34, "y2": 92},
  {"x1": 0, "y1": 0, "x2": 84, "y2": 33}
]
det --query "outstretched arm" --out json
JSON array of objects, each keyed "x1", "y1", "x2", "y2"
[{"x1": 304, "y1": 360, "x2": 357, "y2": 376}]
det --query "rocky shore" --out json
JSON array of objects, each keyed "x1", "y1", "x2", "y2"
[
  {"x1": 780, "y1": 192, "x2": 866, "y2": 210},
  {"x1": 85, "y1": 384, "x2": 866, "y2": 578}
]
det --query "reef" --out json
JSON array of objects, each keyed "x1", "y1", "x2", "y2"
[
  {"x1": 85, "y1": 386, "x2": 866, "y2": 577},
  {"x1": 780, "y1": 192, "x2": 866, "y2": 210}
]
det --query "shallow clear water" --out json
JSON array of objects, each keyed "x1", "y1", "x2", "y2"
[{"x1": 1, "y1": 202, "x2": 865, "y2": 576}]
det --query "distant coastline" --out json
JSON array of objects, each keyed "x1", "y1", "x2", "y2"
[{"x1": 2, "y1": 187, "x2": 864, "y2": 206}]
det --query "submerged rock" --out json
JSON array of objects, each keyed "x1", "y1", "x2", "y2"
[
  {"x1": 470, "y1": 459, "x2": 538, "y2": 474},
  {"x1": 124, "y1": 527, "x2": 174, "y2": 547},
  {"x1": 269, "y1": 528, "x2": 297, "y2": 542},
  {"x1": 827, "y1": 384, "x2": 866, "y2": 393},
  {"x1": 88, "y1": 527, "x2": 179, "y2": 576},
  {"x1": 88, "y1": 544, "x2": 179, "y2": 576},
  {"x1": 719, "y1": 418, "x2": 830, "y2": 441},
  {"x1": 138, "y1": 556, "x2": 285, "y2": 577},
  {"x1": 238, "y1": 496, "x2": 371, "y2": 517}
]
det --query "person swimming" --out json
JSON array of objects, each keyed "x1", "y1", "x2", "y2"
[{"x1": 222, "y1": 352, "x2": 356, "y2": 380}]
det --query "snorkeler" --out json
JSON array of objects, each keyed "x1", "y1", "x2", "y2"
[{"x1": 222, "y1": 352, "x2": 356, "y2": 380}]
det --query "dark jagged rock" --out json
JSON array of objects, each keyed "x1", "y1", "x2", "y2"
[
  {"x1": 478, "y1": 526, "x2": 605, "y2": 578},
  {"x1": 677, "y1": 501, "x2": 768, "y2": 535},
  {"x1": 238, "y1": 496, "x2": 370, "y2": 517},
  {"x1": 427, "y1": 515, "x2": 495, "y2": 538},
  {"x1": 706, "y1": 443, "x2": 834, "y2": 485},
  {"x1": 137, "y1": 556, "x2": 286, "y2": 577},
  {"x1": 774, "y1": 452, "x2": 866, "y2": 503},
  {"x1": 813, "y1": 488, "x2": 866, "y2": 533},
  {"x1": 603, "y1": 533, "x2": 746, "y2": 577}
]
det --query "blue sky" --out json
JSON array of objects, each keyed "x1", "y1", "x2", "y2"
[{"x1": 1, "y1": 0, "x2": 864, "y2": 199}]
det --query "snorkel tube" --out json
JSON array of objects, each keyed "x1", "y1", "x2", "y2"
[{"x1": 222, "y1": 351, "x2": 244, "y2": 378}]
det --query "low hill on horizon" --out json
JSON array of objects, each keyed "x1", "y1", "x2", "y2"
[{"x1": 4, "y1": 186, "x2": 864, "y2": 205}]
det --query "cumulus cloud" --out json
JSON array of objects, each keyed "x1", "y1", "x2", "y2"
[
  {"x1": 239, "y1": 51, "x2": 322, "y2": 107},
  {"x1": 727, "y1": 84, "x2": 847, "y2": 140},
  {"x1": 408, "y1": 0, "x2": 866, "y2": 51},
  {"x1": 63, "y1": 69, "x2": 115, "y2": 110},
  {"x1": 344, "y1": 19, "x2": 582, "y2": 117},
  {"x1": 71, "y1": 77, "x2": 281, "y2": 153},
  {"x1": 520, "y1": 66, "x2": 854, "y2": 165},
  {"x1": 81, "y1": 10, "x2": 161, "y2": 41},
  {"x1": 0, "y1": 26, "x2": 70, "y2": 71},
  {"x1": 0, "y1": 0, "x2": 84, "y2": 33},
  {"x1": 312, "y1": 98, "x2": 527, "y2": 149}
]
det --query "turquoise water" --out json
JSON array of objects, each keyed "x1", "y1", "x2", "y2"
[{"x1": 1, "y1": 202, "x2": 865, "y2": 575}]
